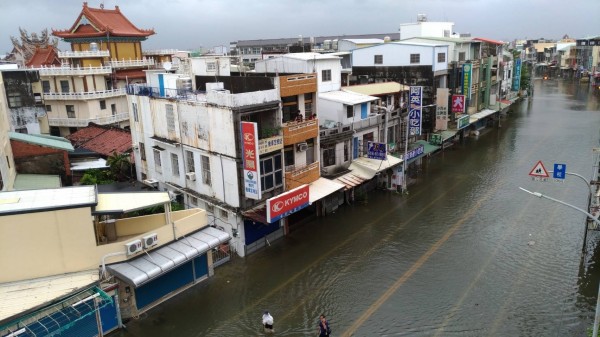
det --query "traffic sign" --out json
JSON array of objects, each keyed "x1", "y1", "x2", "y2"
[
  {"x1": 529, "y1": 160, "x2": 549, "y2": 178},
  {"x1": 553, "y1": 163, "x2": 566, "y2": 179}
]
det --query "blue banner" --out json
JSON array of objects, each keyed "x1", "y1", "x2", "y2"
[
  {"x1": 405, "y1": 145, "x2": 425, "y2": 162},
  {"x1": 408, "y1": 86, "x2": 422, "y2": 136},
  {"x1": 513, "y1": 58, "x2": 521, "y2": 91},
  {"x1": 367, "y1": 141, "x2": 387, "y2": 160}
]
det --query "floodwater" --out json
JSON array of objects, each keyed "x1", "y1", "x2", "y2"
[{"x1": 115, "y1": 80, "x2": 600, "y2": 336}]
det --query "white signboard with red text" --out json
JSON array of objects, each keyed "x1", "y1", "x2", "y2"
[
  {"x1": 241, "y1": 121, "x2": 261, "y2": 200},
  {"x1": 266, "y1": 184, "x2": 310, "y2": 223}
]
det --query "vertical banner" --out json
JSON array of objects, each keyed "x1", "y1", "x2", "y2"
[
  {"x1": 461, "y1": 63, "x2": 472, "y2": 100},
  {"x1": 241, "y1": 121, "x2": 261, "y2": 200},
  {"x1": 408, "y1": 86, "x2": 423, "y2": 136},
  {"x1": 512, "y1": 58, "x2": 522, "y2": 91},
  {"x1": 435, "y1": 88, "x2": 449, "y2": 131},
  {"x1": 451, "y1": 95, "x2": 465, "y2": 113}
]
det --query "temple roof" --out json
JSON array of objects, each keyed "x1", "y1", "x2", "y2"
[
  {"x1": 52, "y1": 2, "x2": 154, "y2": 39},
  {"x1": 26, "y1": 46, "x2": 61, "y2": 67}
]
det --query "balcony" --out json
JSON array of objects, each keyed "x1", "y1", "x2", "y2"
[
  {"x1": 107, "y1": 58, "x2": 156, "y2": 68},
  {"x1": 282, "y1": 118, "x2": 318, "y2": 145},
  {"x1": 258, "y1": 135, "x2": 284, "y2": 155},
  {"x1": 284, "y1": 161, "x2": 320, "y2": 191},
  {"x1": 352, "y1": 114, "x2": 382, "y2": 131},
  {"x1": 58, "y1": 50, "x2": 110, "y2": 58},
  {"x1": 49, "y1": 112, "x2": 129, "y2": 127},
  {"x1": 44, "y1": 88, "x2": 126, "y2": 100},
  {"x1": 36, "y1": 65, "x2": 112, "y2": 76},
  {"x1": 143, "y1": 49, "x2": 179, "y2": 56},
  {"x1": 320, "y1": 123, "x2": 353, "y2": 146}
]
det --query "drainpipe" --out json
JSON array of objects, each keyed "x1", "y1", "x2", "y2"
[
  {"x1": 100, "y1": 252, "x2": 126, "y2": 279},
  {"x1": 114, "y1": 291, "x2": 124, "y2": 329}
]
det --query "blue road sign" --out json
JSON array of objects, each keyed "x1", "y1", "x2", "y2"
[{"x1": 553, "y1": 163, "x2": 566, "y2": 179}]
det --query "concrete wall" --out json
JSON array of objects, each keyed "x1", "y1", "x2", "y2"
[
  {"x1": 0, "y1": 73, "x2": 16, "y2": 191},
  {"x1": 353, "y1": 43, "x2": 447, "y2": 71}
]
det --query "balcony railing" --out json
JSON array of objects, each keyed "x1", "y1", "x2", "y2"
[
  {"x1": 107, "y1": 58, "x2": 156, "y2": 68},
  {"x1": 58, "y1": 50, "x2": 110, "y2": 58},
  {"x1": 44, "y1": 88, "x2": 126, "y2": 100},
  {"x1": 48, "y1": 112, "x2": 129, "y2": 127},
  {"x1": 320, "y1": 123, "x2": 353, "y2": 145},
  {"x1": 36, "y1": 65, "x2": 112, "y2": 76},
  {"x1": 352, "y1": 114, "x2": 382, "y2": 131},
  {"x1": 284, "y1": 161, "x2": 320, "y2": 191},
  {"x1": 143, "y1": 49, "x2": 179, "y2": 56},
  {"x1": 282, "y1": 118, "x2": 318, "y2": 145}
]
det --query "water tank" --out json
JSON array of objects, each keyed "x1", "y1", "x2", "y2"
[
  {"x1": 323, "y1": 40, "x2": 331, "y2": 50},
  {"x1": 384, "y1": 36, "x2": 391, "y2": 43},
  {"x1": 332, "y1": 39, "x2": 338, "y2": 50},
  {"x1": 90, "y1": 42, "x2": 98, "y2": 52}
]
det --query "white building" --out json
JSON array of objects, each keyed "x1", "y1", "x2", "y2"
[{"x1": 399, "y1": 15, "x2": 456, "y2": 41}]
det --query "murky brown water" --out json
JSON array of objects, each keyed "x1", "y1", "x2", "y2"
[{"x1": 114, "y1": 80, "x2": 600, "y2": 336}]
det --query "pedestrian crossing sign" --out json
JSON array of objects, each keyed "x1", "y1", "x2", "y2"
[{"x1": 529, "y1": 160, "x2": 549, "y2": 178}]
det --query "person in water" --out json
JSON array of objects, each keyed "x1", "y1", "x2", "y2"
[
  {"x1": 262, "y1": 310, "x2": 274, "y2": 333},
  {"x1": 318, "y1": 314, "x2": 330, "y2": 336}
]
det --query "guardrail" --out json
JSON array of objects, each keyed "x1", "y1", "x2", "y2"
[
  {"x1": 107, "y1": 58, "x2": 156, "y2": 68},
  {"x1": 49, "y1": 112, "x2": 129, "y2": 127},
  {"x1": 36, "y1": 65, "x2": 112, "y2": 76},
  {"x1": 44, "y1": 88, "x2": 126, "y2": 100},
  {"x1": 58, "y1": 50, "x2": 110, "y2": 58}
]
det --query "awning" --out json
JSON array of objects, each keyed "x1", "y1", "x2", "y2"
[
  {"x1": 0, "y1": 284, "x2": 111, "y2": 337},
  {"x1": 93, "y1": 192, "x2": 170, "y2": 215},
  {"x1": 13, "y1": 174, "x2": 62, "y2": 190},
  {"x1": 70, "y1": 158, "x2": 108, "y2": 171},
  {"x1": 335, "y1": 171, "x2": 369, "y2": 190},
  {"x1": 309, "y1": 177, "x2": 345, "y2": 203},
  {"x1": 115, "y1": 69, "x2": 146, "y2": 80},
  {"x1": 440, "y1": 130, "x2": 458, "y2": 142},
  {"x1": 242, "y1": 204, "x2": 268, "y2": 224},
  {"x1": 106, "y1": 226, "x2": 231, "y2": 287},
  {"x1": 348, "y1": 155, "x2": 403, "y2": 180},
  {"x1": 469, "y1": 109, "x2": 496, "y2": 123}
]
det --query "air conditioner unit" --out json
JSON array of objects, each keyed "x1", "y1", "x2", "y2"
[
  {"x1": 142, "y1": 233, "x2": 158, "y2": 249},
  {"x1": 142, "y1": 179, "x2": 159, "y2": 187},
  {"x1": 296, "y1": 142, "x2": 308, "y2": 152},
  {"x1": 185, "y1": 172, "x2": 196, "y2": 181},
  {"x1": 125, "y1": 239, "x2": 143, "y2": 256}
]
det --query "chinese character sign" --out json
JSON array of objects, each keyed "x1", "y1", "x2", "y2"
[
  {"x1": 408, "y1": 86, "x2": 422, "y2": 136},
  {"x1": 435, "y1": 88, "x2": 449, "y2": 131},
  {"x1": 451, "y1": 95, "x2": 465, "y2": 113},
  {"x1": 461, "y1": 64, "x2": 472, "y2": 100},
  {"x1": 367, "y1": 141, "x2": 387, "y2": 160},
  {"x1": 512, "y1": 58, "x2": 522, "y2": 91},
  {"x1": 241, "y1": 121, "x2": 261, "y2": 200}
]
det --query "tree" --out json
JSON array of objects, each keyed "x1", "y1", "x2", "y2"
[
  {"x1": 79, "y1": 169, "x2": 114, "y2": 185},
  {"x1": 106, "y1": 151, "x2": 132, "y2": 182}
]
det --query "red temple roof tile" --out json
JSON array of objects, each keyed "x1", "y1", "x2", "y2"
[
  {"x1": 53, "y1": 2, "x2": 154, "y2": 39},
  {"x1": 26, "y1": 46, "x2": 61, "y2": 68}
]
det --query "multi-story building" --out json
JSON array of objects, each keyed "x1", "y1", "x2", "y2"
[
  {"x1": 30, "y1": 2, "x2": 160, "y2": 136},
  {"x1": 0, "y1": 68, "x2": 46, "y2": 134}
]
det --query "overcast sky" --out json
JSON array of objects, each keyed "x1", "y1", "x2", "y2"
[{"x1": 1, "y1": 0, "x2": 599, "y2": 54}]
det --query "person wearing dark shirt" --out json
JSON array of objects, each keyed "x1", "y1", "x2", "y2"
[{"x1": 318, "y1": 314, "x2": 330, "y2": 336}]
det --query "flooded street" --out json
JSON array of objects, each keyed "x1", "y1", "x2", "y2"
[{"x1": 116, "y1": 80, "x2": 600, "y2": 336}]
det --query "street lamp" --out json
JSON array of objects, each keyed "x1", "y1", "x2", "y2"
[{"x1": 518, "y1": 187, "x2": 600, "y2": 337}]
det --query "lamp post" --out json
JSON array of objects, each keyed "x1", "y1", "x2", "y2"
[{"x1": 518, "y1": 187, "x2": 600, "y2": 337}]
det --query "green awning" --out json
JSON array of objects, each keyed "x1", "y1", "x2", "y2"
[
  {"x1": 0, "y1": 287, "x2": 112, "y2": 337},
  {"x1": 413, "y1": 140, "x2": 440, "y2": 155},
  {"x1": 440, "y1": 130, "x2": 458, "y2": 141}
]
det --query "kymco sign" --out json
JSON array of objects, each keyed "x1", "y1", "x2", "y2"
[{"x1": 266, "y1": 184, "x2": 310, "y2": 223}]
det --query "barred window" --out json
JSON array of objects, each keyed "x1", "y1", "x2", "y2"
[
  {"x1": 374, "y1": 55, "x2": 383, "y2": 64},
  {"x1": 201, "y1": 155, "x2": 211, "y2": 186},
  {"x1": 410, "y1": 54, "x2": 420, "y2": 64},
  {"x1": 322, "y1": 69, "x2": 332, "y2": 82},
  {"x1": 171, "y1": 153, "x2": 180, "y2": 176},
  {"x1": 437, "y1": 53, "x2": 446, "y2": 63}
]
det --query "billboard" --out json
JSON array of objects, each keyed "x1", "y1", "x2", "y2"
[
  {"x1": 408, "y1": 86, "x2": 423, "y2": 136},
  {"x1": 266, "y1": 184, "x2": 310, "y2": 223},
  {"x1": 512, "y1": 58, "x2": 522, "y2": 91},
  {"x1": 241, "y1": 121, "x2": 261, "y2": 200},
  {"x1": 435, "y1": 88, "x2": 449, "y2": 131},
  {"x1": 367, "y1": 141, "x2": 387, "y2": 160},
  {"x1": 461, "y1": 63, "x2": 472, "y2": 100},
  {"x1": 451, "y1": 95, "x2": 465, "y2": 113}
]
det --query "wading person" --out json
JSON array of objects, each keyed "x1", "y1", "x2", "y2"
[
  {"x1": 318, "y1": 314, "x2": 330, "y2": 336},
  {"x1": 262, "y1": 310, "x2": 274, "y2": 333}
]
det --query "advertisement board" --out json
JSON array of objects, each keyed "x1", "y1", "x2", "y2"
[
  {"x1": 266, "y1": 184, "x2": 310, "y2": 223},
  {"x1": 461, "y1": 63, "x2": 472, "y2": 100},
  {"x1": 408, "y1": 86, "x2": 423, "y2": 136},
  {"x1": 367, "y1": 141, "x2": 387, "y2": 160},
  {"x1": 241, "y1": 121, "x2": 261, "y2": 200}
]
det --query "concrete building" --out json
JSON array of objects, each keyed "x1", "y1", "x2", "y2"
[{"x1": 399, "y1": 15, "x2": 457, "y2": 41}]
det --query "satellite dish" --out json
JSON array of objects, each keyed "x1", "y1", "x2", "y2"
[{"x1": 163, "y1": 62, "x2": 172, "y2": 71}]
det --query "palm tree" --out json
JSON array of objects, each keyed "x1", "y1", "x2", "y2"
[{"x1": 106, "y1": 151, "x2": 132, "y2": 182}]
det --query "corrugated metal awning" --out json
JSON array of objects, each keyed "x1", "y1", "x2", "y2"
[
  {"x1": 93, "y1": 192, "x2": 170, "y2": 215},
  {"x1": 309, "y1": 177, "x2": 345, "y2": 203},
  {"x1": 469, "y1": 109, "x2": 496, "y2": 123},
  {"x1": 335, "y1": 172, "x2": 368, "y2": 190},
  {"x1": 106, "y1": 226, "x2": 230, "y2": 287},
  {"x1": 348, "y1": 155, "x2": 403, "y2": 180}
]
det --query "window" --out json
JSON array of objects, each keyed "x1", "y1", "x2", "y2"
[
  {"x1": 206, "y1": 203, "x2": 215, "y2": 213},
  {"x1": 206, "y1": 62, "x2": 216, "y2": 71},
  {"x1": 166, "y1": 104, "x2": 175, "y2": 132},
  {"x1": 7, "y1": 93, "x2": 22, "y2": 108},
  {"x1": 260, "y1": 153, "x2": 283, "y2": 192},
  {"x1": 132, "y1": 102, "x2": 138, "y2": 122},
  {"x1": 344, "y1": 142, "x2": 349, "y2": 162},
  {"x1": 459, "y1": 52, "x2": 466, "y2": 62},
  {"x1": 346, "y1": 105, "x2": 354, "y2": 118},
  {"x1": 322, "y1": 69, "x2": 332, "y2": 82},
  {"x1": 410, "y1": 54, "x2": 420, "y2": 64},
  {"x1": 60, "y1": 80, "x2": 69, "y2": 93},
  {"x1": 374, "y1": 55, "x2": 383, "y2": 64},
  {"x1": 100, "y1": 100, "x2": 106, "y2": 110},
  {"x1": 171, "y1": 153, "x2": 180, "y2": 176},
  {"x1": 323, "y1": 146, "x2": 335, "y2": 166},
  {"x1": 139, "y1": 142, "x2": 146, "y2": 161},
  {"x1": 437, "y1": 53, "x2": 446, "y2": 63},
  {"x1": 45, "y1": 105, "x2": 52, "y2": 112},
  {"x1": 66, "y1": 105, "x2": 75, "y2": 118},
  {"x1": 42, "y1": 80, "x2": 50, "y2": 93},
  {"x1": 111, "y1": 103, "x2": 116, "y2": 116},
  {"x1": 154, "y1": 149, "x2": 162, "y2": 173},
  {"x1": 185, "y1": 150, "x2": 195, "y2": 172},
  {"x1": 201, "y1": 155, "x2": 211, "y2": 185},
  {"x1": 220, "y1": 209, "x2": 228, "y2": 219},
  {"x1": 189, "y1": 196, "x2": 198, "y2": 206}
]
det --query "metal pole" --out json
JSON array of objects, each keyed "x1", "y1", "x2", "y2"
[{"x1": 518, "y1": 187, "x2": 600, "y2": 337}]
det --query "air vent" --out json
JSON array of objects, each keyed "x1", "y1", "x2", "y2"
[
  {"x1": 125, "y1": 240, "x2": 142, "y2": 256},
  {"x1": 143, "y1": 233, "x2": 158, "y2": 249}
]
